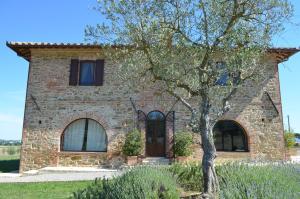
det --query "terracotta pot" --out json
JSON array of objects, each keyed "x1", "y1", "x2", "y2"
[
  {"x1": 126, "y1": 156, "x2": 138, "y2": 166},
  {"x1": 176, "y1": 156, "x2": 188, "y2": 163}
]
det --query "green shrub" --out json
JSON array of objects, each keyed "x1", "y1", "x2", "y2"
[
  {"x1": 173, "y1": 132, "x2": 193, "y2": 156},
  {"x1": 72, "y1": 166, "x2": 180, "y2": 199},
  {"x1": 122, "y1": 129, "x2": 142, "y2": 156},
  {"x1": 169, "y1": 162, "x2": 203, "y2": 192},
  {"x1": 284, "y1": 131, "x2": 296, "y2": 148},
  {"x1": 217, "y1": 162, "x2": 300, "y2": 199}
]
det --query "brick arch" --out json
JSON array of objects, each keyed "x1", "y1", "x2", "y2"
[
  {"x1": 140, "y1": 106, "x2": 167, "y2": 115},
  {"x1": 58, "y1": 112, "x2": 110, "y2": 152},
  {"x1": 59, "y1": 112, "x2": 109, "y2": 132},
  {"x1": 213, "y1": 119, "x2": 250, "y2": 152}
]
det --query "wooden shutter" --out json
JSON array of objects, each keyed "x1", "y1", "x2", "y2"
[
  {"x1": 95, "y1": 59, "x2": 104, "y2": 86},
  {"x1": 137, "y1": 110, "x2": 147, "y2": 157},
  {"x1": 137, "y1": 110, "x2": 147, "y2": 131},
  {"x1": 69, "y1": 59, "x2": 79, "y2": 85},
  {"x1": 165, "y1": 111, "x2": 175, "y2": 158}
]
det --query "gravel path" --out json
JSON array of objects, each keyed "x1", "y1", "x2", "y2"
[{"x1": 0, "y1": 171, "x2": 123, "y2": 183}]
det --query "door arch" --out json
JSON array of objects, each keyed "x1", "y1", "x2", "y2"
[{"x1": 146, "y1": 111, "x2": 166, "y2": 156}]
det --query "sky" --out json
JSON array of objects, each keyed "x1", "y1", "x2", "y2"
[{"x1": 0, "y1": 0, "x2": 300, "y2": 140}]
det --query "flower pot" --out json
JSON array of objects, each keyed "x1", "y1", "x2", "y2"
[
  {"x1": 176, "y1": 156, "x2": 188, "y2": 163},
  {"x1": 126, "y1": 156, "x2": 138, "y2": 166}
]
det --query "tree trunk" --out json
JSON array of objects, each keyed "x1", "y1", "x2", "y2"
[{"x1": 199, "y1": 96, "x2": 219, "y2": 198}]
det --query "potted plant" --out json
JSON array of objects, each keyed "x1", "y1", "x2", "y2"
[
  {"x1": 174, "y1": 132, "x2": 193, "y2": 163},
  {"x1": 122, "y1": 129, "x2": 142, "y2": 166}
]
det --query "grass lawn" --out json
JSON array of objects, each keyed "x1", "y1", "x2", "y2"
[{"x1": 0, "y1": 181, "x2": 93, "y2": 199}]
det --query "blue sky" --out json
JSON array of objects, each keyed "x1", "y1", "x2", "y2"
[{"x1": 0, "y1": 0, "x2": 300, "y2": 140}]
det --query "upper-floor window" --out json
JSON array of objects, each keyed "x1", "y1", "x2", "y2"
[
  {"x1": 69, "y1": 59, "x2": 104, "y2": 86},
  {"x1": 215, "y1": 61, "x2": 228, "y2": 86},
  {"x1": 215, "y1": 61, "x2": 240, "y2": 86},
  {"x1": 80, "y1": 61, "x2": 95, "y2": 85}
]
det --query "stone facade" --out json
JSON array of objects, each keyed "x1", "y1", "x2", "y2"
[{"x1": 11, "y1": 45, "x2": 291, "y2": 172}]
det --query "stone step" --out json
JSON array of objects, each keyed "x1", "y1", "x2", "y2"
[
  {"x1": 142, "y1": 157, "x2": 170, "y2": 165},
  {"x1": 22, "y1": 170, "x2": 39, "y2": 176},
  {"x1": 38, "y1": 167, "x2": 118, "y2": 174}
]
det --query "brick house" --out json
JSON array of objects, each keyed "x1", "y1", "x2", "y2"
[{"x1": 7, "y1": 42, "x2": 299, "y2": 172}]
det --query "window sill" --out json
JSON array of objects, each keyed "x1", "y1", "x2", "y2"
[
  {"x1": 216, "y1": 150, "x2": 249, "y2": 153},
  {"x1": 69, "y1": 84, "x2": 103, "y2": 88},
  {"x1": 216, "y1": 151, "x2": 250, "y2": 159},
  {"x1": 59, "y1": 151, "x2": 107, "y2": 155},
  {"x1": 78, "y1": 84, "x2": 97, "y2": 86}
]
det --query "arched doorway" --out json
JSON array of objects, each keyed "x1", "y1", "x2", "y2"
[
  {"x1": 213, "y1": 120, "x2": 248, "y2": 152},
  {"x1": 146, "y1": 111, "x2": 166, "y2": 156}
]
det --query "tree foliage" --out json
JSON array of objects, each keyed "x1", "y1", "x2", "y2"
[
  {"x1": 86, "y1": 0, "x2": 292, "y2": 128},
  {"x1": 86, "y1": 0, "x2": 293, "y2": 196},
  {"x1": 284, "y1": 130, "x2": 296, "y2": 148}
]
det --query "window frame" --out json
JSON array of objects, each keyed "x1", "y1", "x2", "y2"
[
  {"x1": 78, "y1": 60, "x2": 97, "y2": 86},
  {"x1": 215, "y1": 61, "x2": 241, "y2": 86},
  {"x1": 213, "y1": 120, "x2": 249, "y2": 152},
  {"x1": 60, "y1": 118, "x2": 108, "y2": 152},
  {"x1": 215, "y1": 61, "x2": 228, "y2": 86}
]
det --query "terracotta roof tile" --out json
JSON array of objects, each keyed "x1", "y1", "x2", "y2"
[{"x1": 6, "y1": 41, "x2": 300, "y2": 63}]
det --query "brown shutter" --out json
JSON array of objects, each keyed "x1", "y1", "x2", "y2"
[
  {"x1": 69, "y1": 59, "x2": 79, "y2": 85},
  {"x1": 165, "y1": 111, "x2": 175, "y2": 158},
  {"x1": 137, "y1": 110, "x2": 147, "y2": 157},
  {"x1": 137, "y1": 110, "x2": 147, "y2": 131},
  {"x1": 95, "y1": 59, "x2": 104, "y2": 86}
]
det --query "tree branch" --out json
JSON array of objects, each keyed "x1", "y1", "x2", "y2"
[
  {"x1": 140, "y1": 45, "x2": 200, "y2": 96},
  {"x1": 214, "y1": 72, "x2": 256, "y2": 123},
  {"x1": 166, "y1": 88, "x2": 195, "y2": 113}
]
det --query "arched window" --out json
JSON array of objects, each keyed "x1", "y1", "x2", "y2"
[
  {"x1": 147, "y1": 111, "x2": 165, "y2": 121},
  {"x1": 213, "y1": 120, "x2": 248, "y2": 152},
  {"x1": 61, "y1": 119, "x2": 107, "y2": 152}
]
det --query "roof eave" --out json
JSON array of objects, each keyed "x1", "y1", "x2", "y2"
[
  {"x1": 6, "y1": 42, "x2": 300, "y2": 63},
  {"x1": 6, "y1": 42, "x2": 31, "y2": 61},
  {"x1": 268, "y1": 48, "x2": 300, "y2": 63}
]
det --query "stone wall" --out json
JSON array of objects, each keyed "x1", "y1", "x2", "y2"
[{"x1": 19, "y1": 48, "x2": 285, "y2": 172}]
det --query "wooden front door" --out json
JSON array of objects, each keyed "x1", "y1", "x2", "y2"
[{"x1": 146, "y1": 111, "x2": 165, "y2": 157}]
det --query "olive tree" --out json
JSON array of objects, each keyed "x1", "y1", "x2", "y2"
[{"x1": 86, "y1": 0, "x2": 292, "y2": 197}]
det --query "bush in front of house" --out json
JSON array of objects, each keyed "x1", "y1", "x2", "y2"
[
  {"x1": 122, "y1": 129, "x2": 142, "y2": 156},
  {"x1": 173, "y1": 132, "x2": 193, "y2": 157},
  {"x1": 72, "y1": 166, "x2": 180, "y2": 199}
]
